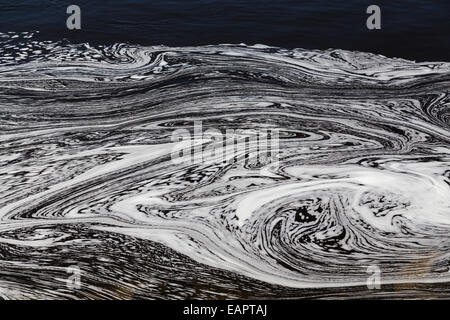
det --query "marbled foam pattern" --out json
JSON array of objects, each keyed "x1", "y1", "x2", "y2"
[{"x1": 0, "y1": 33, "x2": 449, "y2": 299}]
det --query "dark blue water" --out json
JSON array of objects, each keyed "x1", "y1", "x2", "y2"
[{"x1": 0, "y1": 0, "x2": 449, "y2": 61}]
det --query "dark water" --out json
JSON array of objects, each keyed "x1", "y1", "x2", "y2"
[{"x1": 0, "y1": 0, "x2": 449, "y2": 62}]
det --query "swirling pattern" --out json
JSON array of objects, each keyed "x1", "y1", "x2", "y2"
[{"x1": 0, "y1": 32, "x2": 449, "y2": 299}]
